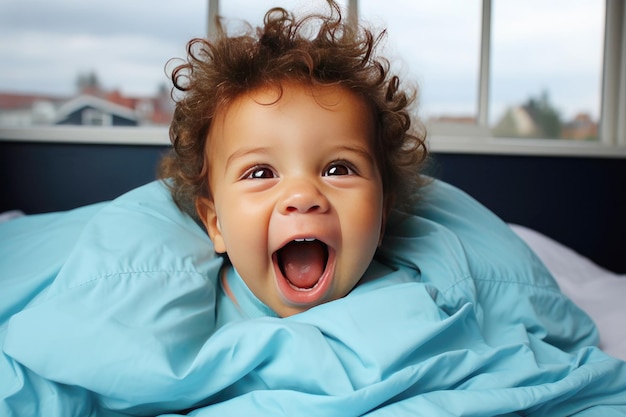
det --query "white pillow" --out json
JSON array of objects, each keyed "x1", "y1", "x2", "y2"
[{"x1": 510, "y1": 224, "x2": 626, "y2": 361}]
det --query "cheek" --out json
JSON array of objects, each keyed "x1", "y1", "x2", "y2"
[
  {"x1": 215, "y1": 196, "x2": 272, "y2": 255},
  {"x1": 343, "y1": 192, "x2": 384, "y2": 252},
  {"x1": 357, "y1": 208, "x2": 383, "y2": 251},
  {"x1": 333, "y1": 197, "x2": 383, "y2": 298}
]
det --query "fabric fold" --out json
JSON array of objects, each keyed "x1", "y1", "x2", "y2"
[{"x1": 1, "y1": 179, "x2": 624, "y2": 417}]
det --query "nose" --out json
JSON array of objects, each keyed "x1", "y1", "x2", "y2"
[{"x1": 278, "y1": 178, "x2": 330, "y2": 215}]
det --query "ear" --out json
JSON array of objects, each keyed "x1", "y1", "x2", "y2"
[{"x1": 196, "y1": 197, "x2": 227, "y2": 253}]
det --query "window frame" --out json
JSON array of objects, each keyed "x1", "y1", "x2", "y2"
[
  {"x1": 426, "y1": 0, "x2": 626, "y2": 156},
  {"x1": 1, "y1": 0, "x2": 624, "y2": 158},
  {"x1": 81, "y1": 109, "x2": 113, "y2": 127}
]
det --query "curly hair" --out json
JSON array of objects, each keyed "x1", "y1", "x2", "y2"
[{"x1": 158, "y1": 1, "x2": 428, "y2": 219}]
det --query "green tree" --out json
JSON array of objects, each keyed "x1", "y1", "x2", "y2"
[
  {"x1": 76, "y1": 71, "x2": 101, "y2": 93},
  {"x1": 523, "y1": 90, "x2": 562, "y2": 138}
]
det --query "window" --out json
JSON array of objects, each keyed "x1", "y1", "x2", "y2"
[
  {"x1": 359, "y1": 0, "x2": 482, "y2": 126},
  {"x1": 218, "y1": 0, "x2": 349, "y2": 33},
  {"x1": 359, "y1": 0, "x2": 608, "y2": 142},
  {"x1": 1, "y1": 0, "x2": 624, "y2": 154},
  {"x1": 490, "y1": 0, "x2": 605, "y2": 140},
  {"x1": 0, "y1": 0, "x2": 206, "y2": 129},
  {"x1": 82, "y1": 109, "x2": 112, "y2": 127}
]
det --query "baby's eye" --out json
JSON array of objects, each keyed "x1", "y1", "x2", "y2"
[
  {"x1": 244, "y1": 166, "x2": 276, "y2": 179},
  {"x1": 323, "y1": 162, "x2": 355, "y2": 176}
]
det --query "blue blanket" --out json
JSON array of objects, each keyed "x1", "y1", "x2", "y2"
[{"x1": 1, "y1": 180, "x2": 625, "y2": 416}]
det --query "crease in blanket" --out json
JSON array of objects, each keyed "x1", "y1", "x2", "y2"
[{"x1": 1, "y1": 180, "x2": 625, "y2": 417}]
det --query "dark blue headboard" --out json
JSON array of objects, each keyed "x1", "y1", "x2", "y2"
[
  {"x1": 1, "y1": 140, "x2": 624, "y2": 273},
  {"x1": 1, "y1": 140, "x2": 170, "y2": 213},
  {"x1": 427, "y1": 153, "x2": 626, "y2": 274}
]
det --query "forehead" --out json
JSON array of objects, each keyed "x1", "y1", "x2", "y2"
[{"x1": 207, "y1": 82, "x2": 376, "y2": 152}]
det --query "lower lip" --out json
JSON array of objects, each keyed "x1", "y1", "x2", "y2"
[{"x1": 273, "y1": 251, "x2": 335, "y2": 307}]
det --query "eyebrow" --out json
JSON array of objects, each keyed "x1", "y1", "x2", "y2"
[
  {"x1": 224, "y1": 146, "x2": 270, "y2": 173},
  {"x1": 336, "y1": 144, "x2": 376, "y2": 164}
]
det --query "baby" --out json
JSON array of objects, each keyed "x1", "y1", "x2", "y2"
[{"x1": 159, "y1": 1, "x2": 428, "y2": 317}]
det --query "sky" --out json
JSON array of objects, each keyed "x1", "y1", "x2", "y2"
[
  {"x1": 0, "y1": 0, "x2": 605, "y2": 123},
  {"x1": 0, "y1": 0, "x2": 207, "y2": 97}
]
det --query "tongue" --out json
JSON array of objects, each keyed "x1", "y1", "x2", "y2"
[{"x1": 279, "y1": 241, "x2": 326, "y2": 289}]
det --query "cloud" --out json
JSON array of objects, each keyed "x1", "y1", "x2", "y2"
[
  {"x1": 0, "y1": 0, "x2": 605, "y2": 121},
  {"x1": 0, "y1": 0, "x2": 205, "y2": 39},
  {"x1": 0, "y1": 0, "x2": 206, "y2": 96}
]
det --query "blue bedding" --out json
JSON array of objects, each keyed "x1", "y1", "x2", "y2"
[{"x1": 1, "y1": 179, "x2": 625, "y2": 416}]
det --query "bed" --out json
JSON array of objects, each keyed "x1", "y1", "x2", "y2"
[
  {"x1": 1, "y1": 135, "x2": 626, "y2": 415},
  {"x1": 509, "y1": 224, "x2": 626, "y2": 361},
  {"x1": 1, "y1": 173, "x2": 625, "y2": 416},
  {"x1": 4, "y1": 206, "x2": 624, "y2": 363}
]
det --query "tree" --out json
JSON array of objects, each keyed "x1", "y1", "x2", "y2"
[
  {"x1": 523, "y1": 90, "x2": 562, "y2": 139},
  {"x1": 76, "y1": 71, "x2": 101, "y2": 93}
]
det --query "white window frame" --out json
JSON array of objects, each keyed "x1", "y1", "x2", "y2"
[
  {"x1": 424, "y1": 0, "x2": 626, "y2": 157},
  {"x1": 1, "y1": 0, "x2": 625, "y2": 158},
  {"x1": 81, "y1": 109, "x2": 113, "y2": 127}
]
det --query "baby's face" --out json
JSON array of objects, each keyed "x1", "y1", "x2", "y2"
[{"x1": 197, "y1": 82, "x2": 384, "y2": 317}]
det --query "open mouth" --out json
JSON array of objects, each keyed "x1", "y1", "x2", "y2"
[
  {"x1": 273, "y1": 238, "x2": 334, "y2": 306},
  {"x1": 276, "y1": 239, "x2": 329, "y2": 290}
]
